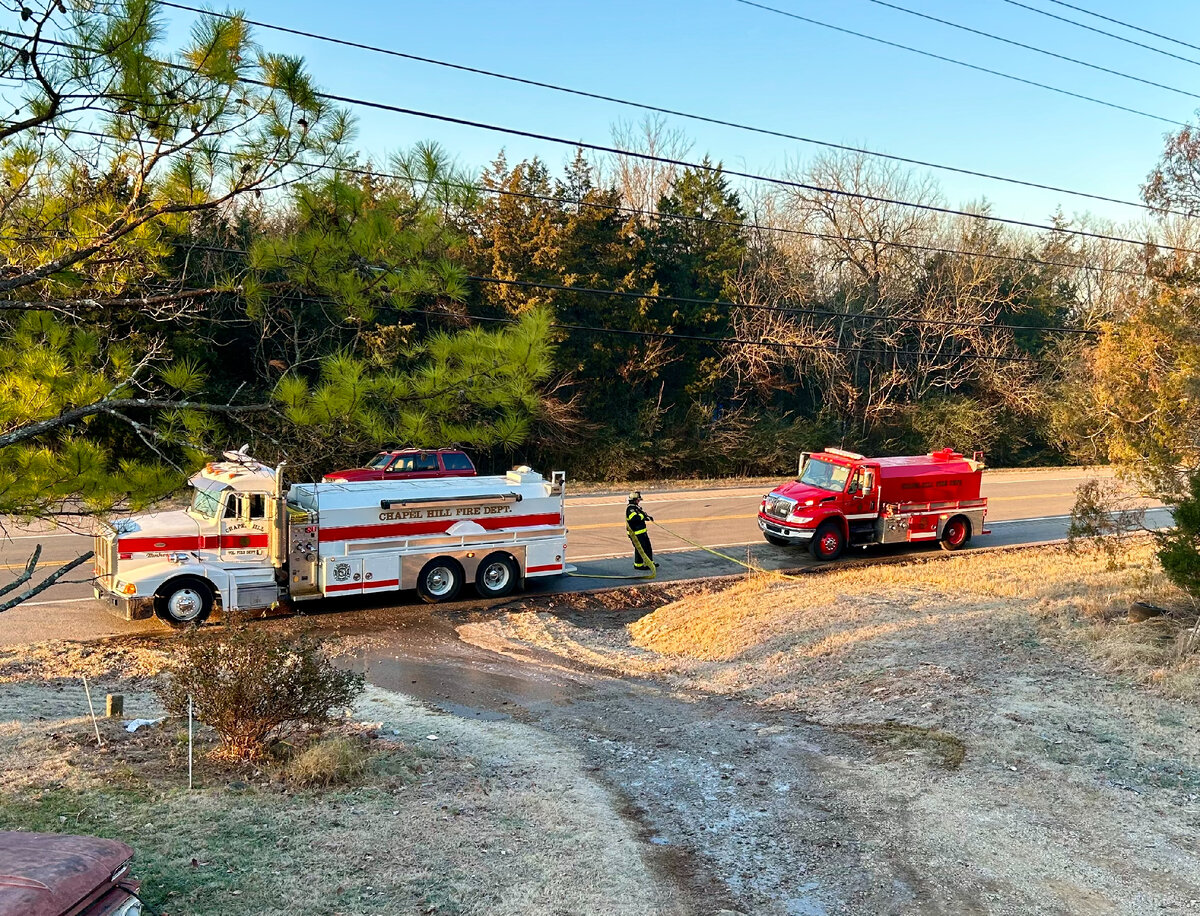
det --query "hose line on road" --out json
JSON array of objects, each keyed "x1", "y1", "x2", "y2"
[
  {"x1": 650, "y1": 519, "x2": 808, "y2": 582},
  {"x1": 565, "y1": 518, "x2": 807, "y2": 583}
]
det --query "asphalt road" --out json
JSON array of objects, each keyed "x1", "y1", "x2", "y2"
[{"x1": 0, "y1": 467, "x2": 1166, "y2": 646}]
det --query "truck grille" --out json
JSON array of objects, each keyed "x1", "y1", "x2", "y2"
[
  {"x1": 93, "y1": 532, "x2": 116, "y2": 586},
  {"x1": 764, "y1": 495, "x2": 795, "y2": 520}
]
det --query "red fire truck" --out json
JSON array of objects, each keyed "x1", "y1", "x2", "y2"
[
  {"x1": 94, "y1": 450, "x2": 569, "y2": 626},
  {"x1": 758, "y1": 447, "x2": 989, "y2": 560}
]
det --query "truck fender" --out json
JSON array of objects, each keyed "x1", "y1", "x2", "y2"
[
  {"x1": 129, "y1": 561, "x2": 229, "y2": 606},
  {"x1": 816, "y1": 512, "x2": 848, "y2": 540}
]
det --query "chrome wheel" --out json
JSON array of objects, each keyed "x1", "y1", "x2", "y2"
[
  {"x1": 167, "y1": 587, "x2": 204, "y2": 621},
  {"x1": 481, "y1": 561, "x2": 511, "y2": 591},
  {"x1": 425, "y1": 566, "x2": 455, "y2": 597}
]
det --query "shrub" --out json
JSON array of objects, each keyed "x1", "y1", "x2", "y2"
[
  {"x1": 285, "y1": 737, "x2": 369, "y2": 787},
  {"x1": 156, "y1": 627, "x2": 364, "y2": 761}
]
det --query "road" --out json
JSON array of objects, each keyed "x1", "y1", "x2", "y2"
[{"x1": 0, "y1": 466, "x2": 1167, "y2": 646}]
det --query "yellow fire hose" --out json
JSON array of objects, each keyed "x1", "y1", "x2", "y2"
[
  {"x1": 566, "y1": 517, "x2": 806, "y2": 583},
  {"x1": 565, "y1": 521, "x2": 658, "y2": 580}
]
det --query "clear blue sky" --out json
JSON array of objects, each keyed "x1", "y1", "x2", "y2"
[{"x1": 163, "y1": 0, "x2": 1200, "y2": 229}]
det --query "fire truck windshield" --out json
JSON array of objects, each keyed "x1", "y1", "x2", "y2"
[
  {"x1": 798, "y1": 458, "x2": 851, "y2": 492},
  {"x1": 188, "y1": 486, "x2": 226, "y2": 520}
]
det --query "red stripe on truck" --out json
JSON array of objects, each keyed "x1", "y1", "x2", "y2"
[
  {"x1": 318, "y1": 513, "x2": 563, "y2": 543},
  {"x1": 527, "y1": 563, "x2": 563, "y2": 573},
  {"x1": 117, "y1": 534, "x2": 269, "y2": 553},
  {"x1": 326, "y1": 579, "x2": 399, "y2": 593}
]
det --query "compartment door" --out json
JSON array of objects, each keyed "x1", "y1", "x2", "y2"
[
  {"x1": 324, "y1": 557, "x2": 363, "y2": 596},
  {"x1": 362, "y1": 554, "x2": 401, "y2": 594}
]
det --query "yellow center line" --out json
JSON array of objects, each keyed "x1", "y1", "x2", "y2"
[
  {"x1": 569, "y1": 512, "x2": 756, "y2": 531},
  {"x1": 569, "y1": 491, "x2": 1085, "y2": 532},
  {"x1": 985, "y1": 491, "x2": 1076, "y2": 501}
]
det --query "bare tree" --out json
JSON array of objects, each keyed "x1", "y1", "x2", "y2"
[{"x1": 605, "y1": 114, "x2": 694, "y2": 218}]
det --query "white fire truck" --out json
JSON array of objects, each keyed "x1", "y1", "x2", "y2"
[{"x1": 94, "y1": 450, "x2": 569, "y2": 626}]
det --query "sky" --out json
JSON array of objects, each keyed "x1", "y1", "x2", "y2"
[{"x1": 158, "y1": 0, "x2": 1200, "y2": 232}]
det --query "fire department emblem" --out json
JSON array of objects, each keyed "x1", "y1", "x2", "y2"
[{"x1": 333, "y1": 563, "x2": 352, "y2": 582}]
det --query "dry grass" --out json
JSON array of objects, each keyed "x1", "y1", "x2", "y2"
[
  {"x1": 0, "y1": 683, "x2": 669, "y2": 916},
  {"x1": 452, "y1": 540, "x2": 1200, "y2": 913},
  {"x1": 626, "y1": 542, "x2": 1200, "y2": 695},
  {"x1": 283, "y1": 737, "x2": 369, "y2": 787},
  {"x1": 0, "y1": 637, "x2": 169, "y2": 683}
]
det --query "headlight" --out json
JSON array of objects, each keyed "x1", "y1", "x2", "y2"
[
  {"x1": 109, "y1": 894, "x2": 143, "y2": 916},
  {"x1": 788, "y1": 515, "x2": 813, "y2": 524}
]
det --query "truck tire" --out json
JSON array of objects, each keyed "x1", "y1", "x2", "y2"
[
  {"x1": 940, "y1": 516, "x2": 971, "y2": 551},
  {"x1": 417, "y1": 557, "x2": 464, "y2": 604},
  {"x1": 475, "y1": 552, "x2": 520, "y2": 598},
  {"x1": 809, "y1": 521, "x2": 845, "y2": 561},
  {"x1": 154, "y1": 577, "x2": 214, "y2": 628},
  {"x1": 764, "y1": 533, "x2": 791, "y2": 547}
]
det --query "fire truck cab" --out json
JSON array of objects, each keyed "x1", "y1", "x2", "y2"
[
  {"x1": 758, "y1": 447, "x2": 989, "y2": 560},
  {"x1": 94, "y1": 450, "x2": 568, "y2": 626}
]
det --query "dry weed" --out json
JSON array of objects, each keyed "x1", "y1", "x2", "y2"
[
  {"x1": 0, "y1": 639, "x2": 169, "y2": 683},
  {"x1": 284, "y1": 737, "x2": 370, "y2": 787}
]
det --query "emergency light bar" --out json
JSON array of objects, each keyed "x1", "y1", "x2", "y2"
[{"x1": 379, "y1": 492, "x2": 523, "y2": 509}]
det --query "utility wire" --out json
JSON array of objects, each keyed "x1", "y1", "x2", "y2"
[
  {"x1": 180, "y1": 239, "x2": 1096, "y2": 339},
  {"x1": 53, "y1": 126, "x2": 1155, "y2": 281},
  {"x1": 732, "y1": 0, "x2": 1187, "y2": 127},
  {"x1": 861, "y1": 0, "x2": 1200, "y2": 99},
  {"x1": 8, "y1": 26, "x2": 1189, "y2": 255},
  {"x1": 311, "y1": 88, "x2": 1200, "y2": 254},
  {"x1": 466, "y1": 275, "x2": 1098, "y2": 336},
  {"x1": 996, "y1": 0, "x2": 1200, "y2": 68},
  {"x1": 1039, "y1": 0, "x2": 1200, "y2": 56},
  {"x1": 406, "y1": 306, "x2": 1053, "y2": 365},
  {"x1": 157, "y1": 0, "x2": 1173, "y2": 218}
]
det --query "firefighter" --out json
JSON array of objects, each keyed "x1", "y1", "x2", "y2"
[{"x1": 626, "y1": 491, "x2": 654, "y2": 569}]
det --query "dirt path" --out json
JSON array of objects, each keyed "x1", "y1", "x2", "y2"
[{"x1": 333, "y1": 601, "x2": 984, "y2": 916}]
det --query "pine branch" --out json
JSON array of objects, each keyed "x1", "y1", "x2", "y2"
[{"x1": 0, "y1": 397, "x2": 274, "y2": 448}]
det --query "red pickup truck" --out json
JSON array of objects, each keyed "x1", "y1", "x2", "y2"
[
  {"x1": 759, "y1": 447, "x2": 989, "y2": 560},
  {"x1": 323, "y1": 448, "x2": 476, "y2": 483},
  {"x1": 0, "y1": 831, "x2": 144, "y2": 915}
]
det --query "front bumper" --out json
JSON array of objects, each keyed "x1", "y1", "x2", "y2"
[
  {"x1": 94, "y1": 587, "x2": 154, "y2": 621},
  {"x1": 759, "y1": 518, "x2": 814, "y2": 540}
]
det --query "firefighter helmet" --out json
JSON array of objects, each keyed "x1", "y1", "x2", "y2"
[{"x1": 628, "y1": 491, "x2": 641, "y2": 502}]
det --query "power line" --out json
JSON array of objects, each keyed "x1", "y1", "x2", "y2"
[
  {"x1": 466, "y1": 275, "x2": 1098, "y2": 336},
  {"x1": 996, "y1": 0, "x2": 1200, "y2": 68},
  {"x1": 732, "y1": 0, "x2": 1187, "y2": 127},
  {"x1": 178, "y1": 240, "x2": 1095, "y2": 340},
  {"x1": 10, "y1": 25, "x2": 1189, "y2": 256},
  {"x1": 1039, "y1": 0, "x2": 1200, "y2": 56},
  {"x1": 309, "y1": 88, "x2": 1199, "y2": 255},
  {"x1": 157, "y1": 0, "x2": 1173, "y2": 218},
  {"x1": 56, "y1": 126, "x2": 1154, "y2": 280},
  {"x1": 406, "y1": 307, "x2": 1052, "y2": 365},
  {"x1": 861, "y1": 0, "x2": 1200, "y2": 99}
]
